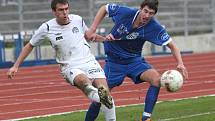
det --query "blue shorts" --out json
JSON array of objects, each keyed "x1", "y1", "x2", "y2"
[{"x1": 104, "y1": 60, "x2": 152, "y2": 88}]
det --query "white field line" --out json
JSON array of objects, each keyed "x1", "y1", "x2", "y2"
[
  {"x1": 159, "y1": 111, "x2": 215, "y2": 121},
  {"x1": 2, "y1": 109, "x2": 86, "y2": 121},
  {"x1": 0, "y1": 103, "x2": 90, "y2": 116},
  {"x1": 116, "y1": 94, "x2": 215, "y2": 108}
]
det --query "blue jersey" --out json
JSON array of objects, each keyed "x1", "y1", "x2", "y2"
[{"x1": 104, "y1": 4, "x2": 171, "y2": 64}]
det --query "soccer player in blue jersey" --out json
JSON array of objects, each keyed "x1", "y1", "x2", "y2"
[{"x1": 85, "y1": 0, "x2": 188, "y2": 121}]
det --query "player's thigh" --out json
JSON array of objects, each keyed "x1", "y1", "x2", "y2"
[
  {"x1": 61, "y1": 68, "x2": 90, "y2": 87},
  {"x1": 104, "y1": 62, "x2": 126, "y2": 88},
  {"x1": 85, "y1": 60, "x2": 106, "y2": 80},
  {"x1": 140, "y1": 68, "x2": 160, "y2": 85},
  {"x1": 127, "y1": 61, "x2": 151, "y2": 84},
  {"x1": 74, "y1": 73, "x2": 93, "y2": 90},
  {"x1": 84, "y1": 60, "x2": 108, "y2": 87}
]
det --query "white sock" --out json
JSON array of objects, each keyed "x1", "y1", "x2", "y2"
[
  {"x1": 85, "y1": 85, "x2": 100, "y2": 102},
  {"x1": 143, "y1": 112, "x2": 151, "y2": 117},
  {"x1": 101, "y1": 99, "x2": 116, "y2": 121}
]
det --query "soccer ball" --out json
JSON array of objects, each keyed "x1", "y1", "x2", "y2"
[{"x1": 160, "y1": 70, "x2": 184, "y2": 92}]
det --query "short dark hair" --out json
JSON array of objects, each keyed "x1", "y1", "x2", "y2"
[
  {"x1": 140, "y1": 0, "x2": 159, "y2": 14},
  {"x1": 51, "y1": 0, "x2": 69, "y2": 10}
]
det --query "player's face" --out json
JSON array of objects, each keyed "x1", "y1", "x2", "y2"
[
  {"x1": 53, "y1": 3, "x2": 70, "y2": 25},
  {"x1": 139, "y1": 6, "x2": 156, "y2": 25}
]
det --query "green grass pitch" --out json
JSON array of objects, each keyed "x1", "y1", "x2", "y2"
[{"x1": 21, "y1": 95, "x2": 215, "y2": 121}]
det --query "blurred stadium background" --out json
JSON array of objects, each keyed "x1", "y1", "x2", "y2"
[{"x1": 0, "y1": 0, "x2": 215, "y2": 68}]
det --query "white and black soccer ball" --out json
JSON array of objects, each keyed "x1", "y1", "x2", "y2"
[{"x1": 160, "y1": 70, "x2": 184, "y2": 92}]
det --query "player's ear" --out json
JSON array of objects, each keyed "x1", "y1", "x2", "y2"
[{"x1": 52, "y1": 9, "x2": 55, "y2": 13}]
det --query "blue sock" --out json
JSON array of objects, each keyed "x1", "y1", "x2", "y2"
[
  {"x1": 142, "y1": 85, "x2": 160, "y2": 121},
  {"x1": 85, "y1": 102, "x2": 101, "y2": 121}
]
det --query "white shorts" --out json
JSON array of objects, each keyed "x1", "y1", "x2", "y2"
[{"x1": 60, "y1": 60, "x2": 106, "y2": 85}]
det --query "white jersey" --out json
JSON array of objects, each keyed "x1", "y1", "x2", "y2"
[{"x1": 30, "y1": 14, "x2": 95, "y2": 66}]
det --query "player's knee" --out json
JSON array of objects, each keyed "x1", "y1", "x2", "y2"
[
  {"x1": 93, "y1": 79, "x2": 110, "y2": 90},
  {"x1": 74, "y1": 74, "x2": 91, "y2": 89},
  {"x1": 151, "y1": 75, "x2": 161, "y2": 87}
]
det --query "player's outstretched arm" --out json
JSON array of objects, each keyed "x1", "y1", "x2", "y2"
[
  {"x1": 7, "y1": 42, "x2": 34, "y2": 79},
  {"x1": 85, "y1": 33, "x2": 115, "y2": 42},
  {"x1": 167, "y1": 41, "x2": 188, "y2": 79},
  {"x1": 85, "y1": 33, "x2": 105, "y2": 42},
  {"x1": 85, "y1": 5, "x2": 107, "y2": 39}
]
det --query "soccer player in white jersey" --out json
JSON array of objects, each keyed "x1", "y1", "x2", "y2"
[{"x1": 7, "y1": 0, "x2": 115, "y2": 120}]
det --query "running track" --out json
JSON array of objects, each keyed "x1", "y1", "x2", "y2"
[{"x1": 0, "y1": 52, "x2": 215, "y2": 120}]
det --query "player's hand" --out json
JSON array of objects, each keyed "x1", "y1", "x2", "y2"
[
  {"x1": 105, "y1": 34, "x2": 116, "y2": 41},
  {"x1": 90, "y1": 33, "x2": 97, "y2": 41},
  {"x1": 85, "y1": 29, "x2": 95, "y2": 40},
  {"x1": 177, "y1": 64, "x2": 188, "y2": 80},
  {"x1": 7, "y1": 66, "x2": 18, "y2": 79}
]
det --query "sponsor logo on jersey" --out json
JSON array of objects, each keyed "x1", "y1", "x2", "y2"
[
  {"x1": 117, "y1": 24, "x2": 129, "y2": 35},
  {"x1": 88, "y1": 68, "x2": 102, "y2": 74},
  {"x1": 126, "y1": 32, "x2": 139, "y2": 39},
  {"x1": 72, "y1": 27, "x2": 79, "y2": 33},
  {"x1": 56, "y1": 36, "x2": 63, "y2": 41}
]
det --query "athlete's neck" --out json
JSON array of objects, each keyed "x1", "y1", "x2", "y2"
[
  {"x1": 56, "y1": 18, "x2": 70, "y2": 26},
  {"x1": 133, "y1": 14, "x2": 142, "y2": 28}
]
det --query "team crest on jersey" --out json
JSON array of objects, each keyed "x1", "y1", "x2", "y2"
[
  {"x1": 161, "y1": 32, "x2": 169, "y2": 40},
  {"x1": 126, "y1": 32, "x2": 139, "y2": 39},
  {"x1": 109, "y1": 4, "x2": 118, "y2": 11},
  {"x1": 72, "y1": 27, "x2": 79, "y2": 33}
]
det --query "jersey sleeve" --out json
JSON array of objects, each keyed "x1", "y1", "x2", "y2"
[
  {"x1": 145, "y1": 21, "x2": 172, "y2": 46},
  {"x1": 30, "y1": 23, "x2": 48, "y2": 46},
  {"x1": 82, "y1": 19, "x2": 88, "y2": 32},
  {"x1": 106, "y1": 4, "x2": 120, "y2": 17}
]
